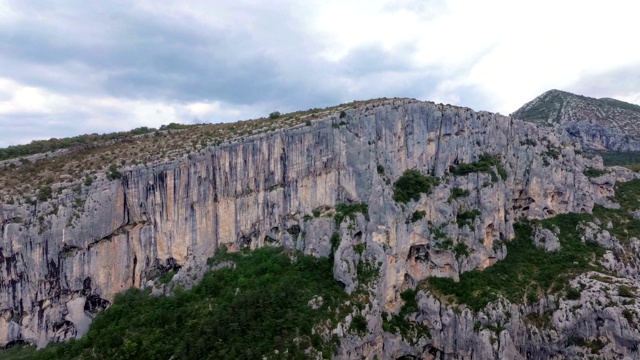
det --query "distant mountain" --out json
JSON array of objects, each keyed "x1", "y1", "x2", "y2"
[{"x1": 512, "y1": 89, "x2": 640, "y2": 151}]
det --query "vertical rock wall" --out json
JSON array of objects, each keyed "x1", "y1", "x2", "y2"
[{"x1": 0, "y1": 99, "x2": 614, "y2": 353}]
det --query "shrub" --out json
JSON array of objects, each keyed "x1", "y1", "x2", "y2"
[
  {"x1": 456, "y1": 209, "x2": 481, "y2": 227},
  {"x1": 410, "y1": 210, "x2": 426, "y2": 223},
  {"x1": 583, "y1": 167, "x2": 608, "y2": 178},
  {"x1": 37, "y1": 185, "x2": 52, "y2": 201},
  {"x1": 618, "y1": 285, "x2": 635, "y2": 298},
  {"x1": 393, "y1": 169, "x2": 438, "y2": 204},
  {"x1": 269, "y1": 111, "x2": 281, "y2": 119},
  {"x1": 350, "y1": 315, "x2": 368, "y2": 335},
  {"x1": 377, "y1": 165, "x2": 385, "y2": 175},
  {"x1": 334, "y1": 203, "x2": 369, "y2": 226},
  {"x1": 566, "y1": 287, "x2": 581, "y2": 300},
  {"x1": 448, "y1": 187, "x2": 470, "y2": 202},
  {"x1": 454, "y1": 243, "x2": 469, "y2": 259},
  {"x1": 449, "y1": 154, "x2": 502, "y2": 176},
  {"x1": 106, "y1": 164, "x2": 122, "y2": 180},
  {"x1": 399, "y1": 289, "x2": 418, "y2": 315}
]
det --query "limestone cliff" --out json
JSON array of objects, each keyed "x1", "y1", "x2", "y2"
[{"x1": 1, "y1": 98, "x2": 638, "y2": 358}]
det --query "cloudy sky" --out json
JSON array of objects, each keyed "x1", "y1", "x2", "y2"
[{"x1": 1, "y1": 0, "x2": 639, "y2": 147}]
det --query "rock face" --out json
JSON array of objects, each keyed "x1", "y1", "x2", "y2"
[
  {"x1": 0, "y1": 98, "x2": 637, "y2": 358},
  {"x1": 512, "y1": 89, "x2": 640, "y2": 151}
]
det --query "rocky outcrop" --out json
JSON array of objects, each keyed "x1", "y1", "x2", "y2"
[
  {"x1": 0, "y1": 98, "x2": 635, "y2": 357},
  {"x1": 513, "y1": 89, "x2": 640, "y2": 151}
]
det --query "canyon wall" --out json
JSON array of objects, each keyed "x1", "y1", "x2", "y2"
[{"x1": 1, "y1": 99, "x2": 635, "y2": 358}]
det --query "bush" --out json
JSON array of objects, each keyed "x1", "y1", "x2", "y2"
[
  {"x1": 269, "y1": 111, "x2": 281, "y2": 119},
  {"x1": 350, "y1": 315, "x2": 368, "y2": 335},
  {"x1": 448, "y1": 187, "x2": 470, "y2": 202},
  {"x1": 456, "y1": 209, "x2": 481, "y2": 227},
  {"x1": 410, "y1": 210, "x2": 426, "y2": 223},
  {"x1": 106, "y1": 164, "x2": 122, "y2": 180},
  {"x1": 393, "y1": 169, "x2": 438, "y2": 204},
  {"x1": 566, "y1": 287, "x2": 581, "y2": 300},
  {"x1": 583, "y1": 167, "x2": 608, "y2": 178},
  {"x1": 449, "y1": 154, "x2": 503, "y2": 176},
  {"x1": 37, "y1": 185, "x2": 52, "y2": 202},
  {"x1": 454, "y1": 243, "x2": 469, "y2": 259},
  {"x1": 334, "y1": 203, "x2": 369, "y2": 226},
  {"x1": 618, "y1": 285, "x2": 635, "y2": 297}
]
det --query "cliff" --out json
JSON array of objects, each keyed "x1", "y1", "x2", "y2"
[
  {"x1": 512, "y1": 89, "x2": 640, "y2": 151},
  {"x1": 1, "y1": 98, "x2": 639, "y2": 359}
]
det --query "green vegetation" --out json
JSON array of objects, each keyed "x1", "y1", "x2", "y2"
[
  {"x1": 356, "y1": 261, "x2": 380, "y2": 286},
  {"x1": 520, "y1": 138, "x2": 537, "y2": 146},
  {"x1": 448, "y1": 187, "x2": 470, "y2": 202},
  {"x1": 434, "y1": 239, "x2": 453, "y2": 251},
  {"x1": 545, "y1": 147, "x2": 561, "y2": 160},
  {"x1": 158, "y1": 270, "x2": 176, "y2": 284},
  {"x1": 349, "y1": 315, "x2": 368, "y2": 335},
  {"x1": 589, "y1": 179, "x2": 640, "y2": 243},
  {"x1": 393, "y1": 169, "x2": 439, "y2": 204},
  {"x1": 513, "y1": 90, "x2": 566, "y2": 123},
  {"x1": 399, "y1": 289, "x2": 419, "y2": 315},
  {"x1": 3, "y1": 247, "x2": 347, "y2": 359},
  {"x1": 570, "y1": 337, "x2": 606, "y2": 355},
  {"x1": 583, "y1": 167, "x2": 608, "y2": 178},
  {"x1": 381, "y1": 289, "x2": 430, "y2": 344},
  {"x1": 376, "y1": 164, "x2": 385, "y2": 175},
  {"x1": 37, "y1": 185, "x2": 52, "y2": 202},
  {"x1": 268, "y1": 111, "x2": 281, "y2": 119},
  {"x1": 330, "y1": 232, "x2": 341, "y2": 258},
  {"x1": 449, "y1": 154, "x2": 506, "y2": 181},
  {"x1": 591, "y1": 150, "x2": 640, "y2": 167},
  {"x1": 0, "y1": 128, "x2": 157, "y2": 161},
  {"x1": 106, "y1": 164, "x2": 122, "y2": 180},
  {"x1": 566, "y1": 287, "x2": 581, "y2": 300},
  {"x1": 453, "y1": 243, "x2": 470, "y2": 259},
  {"x1": 618, "y1": 285, "x2": 635, "y2": 298},
  {"x1": 334, "y1": 203, "x2": 369, "y2": 227},
  {"x1": 456, "y1": 209, "x2": 481, "y2": 227},
  {"x1": 410, "y1": 210, "x2": 426, "y2": 223},
  {"x1": 426, "y1": 217, "x2": 606, "y2": 311}
]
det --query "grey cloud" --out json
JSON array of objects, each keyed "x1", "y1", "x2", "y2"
[
  {"x1": 0, "y1": 1, "x2": 487, "y2": 147},
  {"x1": 568, "y1": 64, "x2": 640, "y2": 99}
]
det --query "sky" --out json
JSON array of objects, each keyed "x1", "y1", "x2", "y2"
[{"x1": 1, "y1": 0, "x2": 639, "y2": 147}]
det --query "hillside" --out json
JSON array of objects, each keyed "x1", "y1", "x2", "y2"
[
  {"x1": 512, "y1": 89, "x2": 640, "y2": 151},
  {"x1": 1, "y1": 98, "x2": 640, "y2": 359}
]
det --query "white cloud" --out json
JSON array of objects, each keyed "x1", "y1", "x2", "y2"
[{"x1": 1, "y1": 0, "x2": 640, "y2": 147}]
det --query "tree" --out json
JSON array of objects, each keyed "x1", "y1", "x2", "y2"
[{"x1": 269, "y1": 111, "x2": 281, "y2": 119}]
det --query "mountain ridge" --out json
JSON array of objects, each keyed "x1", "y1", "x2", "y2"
[{"x1": 512, "y1": 89, "x2": 640, "y2": 151}]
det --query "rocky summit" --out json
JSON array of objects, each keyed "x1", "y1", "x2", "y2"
[
  {"x1": 513, "y1": 89, "x2": 640, "y2": 151},
  {"x1": 1, "y1": 97, "x2": 640, "y2": 359}
]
